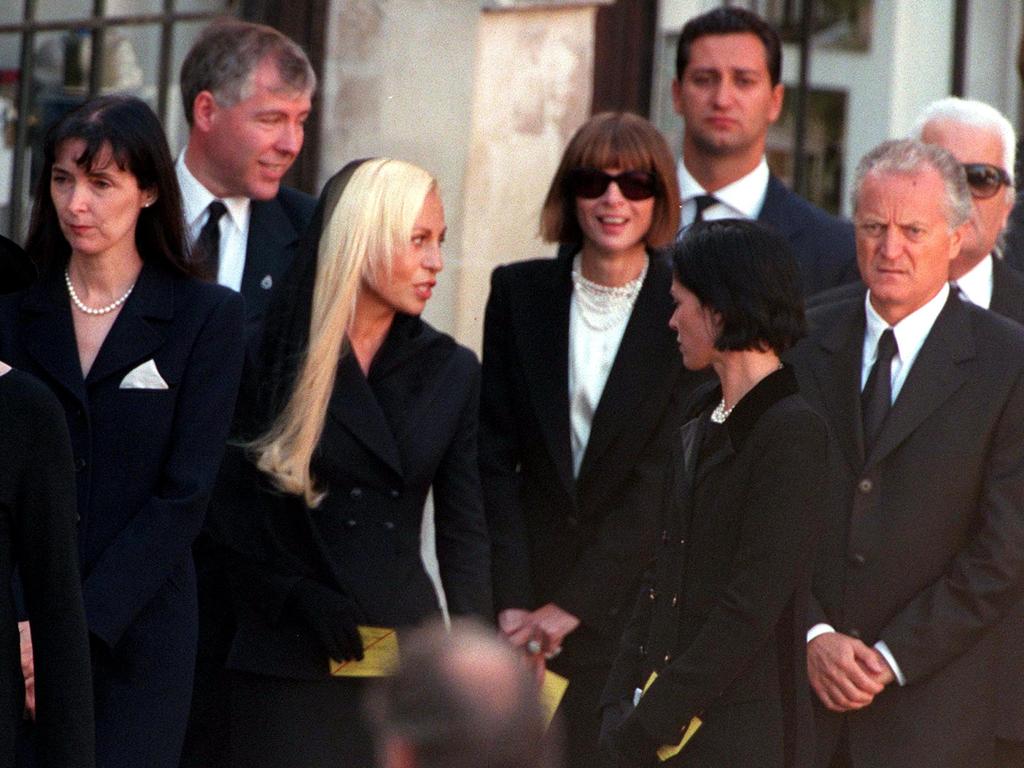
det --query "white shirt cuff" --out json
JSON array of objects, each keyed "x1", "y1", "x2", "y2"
[
  {"x1": 806, "y1": 623, "x2": 835, "y2": 643},
  {"x1": 873, "y1": 640, "x2": 906, "y2": 686}
]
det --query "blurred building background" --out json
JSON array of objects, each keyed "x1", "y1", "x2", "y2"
[{"x1": 1, "y1": 0, "x2": 1020, "y2": 351}]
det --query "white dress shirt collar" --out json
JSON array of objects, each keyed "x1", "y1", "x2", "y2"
[
  {"x1": 862, "y1": 283, "x2": 950, "y2": 399},
  {"x1": 951, "y1": 253, "x2": 993, "y2": 309},
  {"x1": 175, "y1": 152, "x2": 251, "y2": 291},
  {"x1": 677, "y1": 157, "x2": 770, "y2": 226}
]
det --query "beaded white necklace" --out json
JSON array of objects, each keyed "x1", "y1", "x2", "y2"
[
  {"x1": 65, "y1": 267, "x2": 136, "y2": 316},
  {"x1": 710, "y1": 399, "x2": 734, "y2": 424},
  {"x1": 570, "y1": 255, "x2": 647, "y2": 332}
]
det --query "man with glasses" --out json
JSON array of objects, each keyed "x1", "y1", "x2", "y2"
[
  {"x1": 672, "y1": 7, "x2": 857, "y2": 295},
  {"x1": 913, "y1": 96, "x2": 1024, "y2": 768},
  {"x1": 912, "y1": 98, "x2": 1024, "y2": 323}
]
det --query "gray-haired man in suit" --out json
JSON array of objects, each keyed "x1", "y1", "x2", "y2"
[{"x1": 176, "y1": 19, "x2": 317, "y2": 768}]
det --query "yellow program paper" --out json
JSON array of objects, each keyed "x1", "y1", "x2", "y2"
[
  {"x1": 640, "y1": 672, "x2": 703, "y2": 762},
  {"x1": 329, "y1": 626, "x2": 399, "y2": 677},
  {"x1": 540, "y1": 670, "x2": 569, "y2": 728}
]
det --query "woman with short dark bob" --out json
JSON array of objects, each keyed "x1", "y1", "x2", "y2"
[
  {"x1": 599, "y1": 219, "x2": 827, "y2": 768},
  {"x1": 480, "y1": 112, "x2": 700, "y2": 768},
  {"x1": 0, "y1": 94, "x2": 245, "y2": 768}
]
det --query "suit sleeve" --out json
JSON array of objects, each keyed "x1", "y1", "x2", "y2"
[
  {"x1": 479, "y1": 267, "x2": 534, "y2": 612},
  {"x1": 629, "y1": 410, "x2": 828, "y2": 744},
  {"x1": 878, "y1": 370, "x2": 1024, "y2": 683},
  {"x1": 14, "y1": 380, "x2": 95, "y2": 768},
  {"x1": 432, "y1": 354, "x2": 493, "y2": 619},
  {"x1": 82, "y1": 291, "x2": 246, "y2": 648}
]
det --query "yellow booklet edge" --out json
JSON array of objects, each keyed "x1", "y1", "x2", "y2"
[
  {"x1": 641, "y1": 672, "x2": 703, "y2": 762},
  {"x1": 328, "y1": 626, "x2": 399, "y2": 677},
  {"x1": 540, "y1": 670, "x2": 569, "y2": 729}
]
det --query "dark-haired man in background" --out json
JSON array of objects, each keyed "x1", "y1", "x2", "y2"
[{"x1": 673, "y1": 7, "x2": 857, "y2": 295}]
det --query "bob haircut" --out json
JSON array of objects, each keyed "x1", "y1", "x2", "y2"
[
  {"x1": 25, "y1": 94, "x2": 192, "y2": 277},
  {"x1": 539, "y1": 112, "x2": 680, "y2": 248},
  {"x1": 252, "y1": 158, "x2": 437, "y2": 507},
  {"x1": 672, "y1": 219, "x2": 805, "y2": 354}
]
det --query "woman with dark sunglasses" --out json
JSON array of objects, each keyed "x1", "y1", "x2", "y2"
[{"x1": 480, "y1": 111, "x2": 705, "y2": 768}]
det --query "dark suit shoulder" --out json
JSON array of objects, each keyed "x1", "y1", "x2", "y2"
[
  {"x1": 763, "y1": 176, "x2": 851, "y2": 236},
  {"x1": 492, "y1": 254, "x2": 566, "y2": 283},
  {"x1": 965, "y1": 299, "x2": 1024, "y2": 354},
  {"x1": 274, "y1": 186, "x2": 316, "y2": 227},
  {"x1": 804, "y1": 290, "x2": 863, "y2": 334}
]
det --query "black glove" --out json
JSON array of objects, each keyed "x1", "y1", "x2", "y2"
[{"x1": 287, "y1": 579, "x2": 365, "y2": 661}]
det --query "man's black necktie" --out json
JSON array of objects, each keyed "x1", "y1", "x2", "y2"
[
  {"x1": 194, "y1": 200, "x2": 227, "y2": 282},
  {"x1": 861, "y1": 328, "x2": 897, "y2": 454},
  {"x1": 693, "y1": 194, "x2": 718, "y2": 223}
]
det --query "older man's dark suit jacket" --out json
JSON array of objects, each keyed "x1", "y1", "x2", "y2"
[
  {"x1": 182, "y1": 185, "x2": 314, "y2": 767},
  {"x1": 238, "y1": 188, "x2": 315, "y2": 347},
  {"x1": 0, "y1": 263, "x2": 244, "y2": 768},
  {"x1": 788, "y1": 291, "x2": 1024, "y2": 768},
  {"x1": 757, "y1": 175, "x2": 858, "y2": 296},
  {"x1": 600, "y1": 368, "x2": 827, "y2": 768}
]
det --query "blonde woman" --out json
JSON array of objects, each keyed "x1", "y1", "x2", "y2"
[{"x1": 214, "y1": 158, "x2": 492, "y2": 768}]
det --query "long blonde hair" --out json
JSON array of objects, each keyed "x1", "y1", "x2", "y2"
[{"x1": 250, "y1": 157, "x2": 437, "y2": 506}]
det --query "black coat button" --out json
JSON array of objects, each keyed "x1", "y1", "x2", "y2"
[
  {"x1": 350, "y1": 487, "x2": 363, "y2": 499},
  {"x1": 565, "y1": 516, "x2": 579, "y2": 528},
  {"x1": 389, "y1": 489, "x2": 400, "y2": 499},
  {"x1": 345, "y1": 519, "x2": 357, "y2": 528},
  {"x1": 858, "y1": 478, "x2": 873, "y2": 493},
  {"x1": 849, "y1": 552, "x2": 866, "y2": 566},
  {"x1": 74, "y1": 457, "x2": 87, "y2": 472},
  {"x1": 383, "y1": 521, "x2": 396, "y2": 531}
]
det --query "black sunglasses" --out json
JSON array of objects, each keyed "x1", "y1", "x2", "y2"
[
  {"x1": 962, "y1": 163, "x2": 1012, "y2": 199},
  {"x1": 567, "y1": 168, "x2": 658, "y2": 201}
]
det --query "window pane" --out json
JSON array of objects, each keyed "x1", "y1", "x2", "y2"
[
  {"x1": 175, "y1": 0, "x2": 230, "y2": 14},
  {"x1": 36, "y1": 0, "x2": 92, "y2": 24}
]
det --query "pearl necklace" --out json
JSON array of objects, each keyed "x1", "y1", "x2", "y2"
[
  {"x1": 710, "y1": 399, "x2": 734, "y2": 424},
  {"x1": 570, "y1": 256, "x2": 647, "y2": 332},
  {"x1": 64, "y1": 267, "x2": 136, "y2": 316}
]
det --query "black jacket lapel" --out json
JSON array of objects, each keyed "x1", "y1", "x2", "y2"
[
  {"x1": 866, "y1": 295, "x2": 972, "y2": 466},
  {"x1": 20, "y1": 272, "x2": 88, "y2": 407},
  {"x1": 84, "y1": 263, "x2": 171, "y2": 387},
  {"x1": 578, "y1": 255, "x2": 679, "y2": 484},
  {"x1": 810, "y1": 298, "x2": 867, "y2": 471},
  {"x1": 516, "y1": 256, "x2": 574, "y2": 497},
  {"x1": 326, "y1": 351, "x2": 403, "y2": 478}
]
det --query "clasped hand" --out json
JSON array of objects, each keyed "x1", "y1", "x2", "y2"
[
  {"x1": 807, "y1": 632, "x2": 894, "y2": 712},
  {"x1": 498, "y1": 604, "x2": 580, "y2": 682}
]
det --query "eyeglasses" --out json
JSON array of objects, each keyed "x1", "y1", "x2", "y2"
[
  {"x1": 962, "y1": 163, "x2": 1012, "y2": 199},
  {"x1": 567, "y1": 168, "x2": 658, "y2": 201}
]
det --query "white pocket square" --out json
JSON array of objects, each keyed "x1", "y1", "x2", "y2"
[{"x1": 119, "y1": 359, "x2": 169, "y2": 390}]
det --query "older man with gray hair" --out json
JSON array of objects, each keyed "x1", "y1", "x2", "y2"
[
  {"x1": 177, "y1": 19, "x2": 318, "y2": 768},
  {"x1": 365, "y1": 619, "x2": 560, "y2": 768},
  {"x1": 788, "y1": 138, "x2": 1024, "y2": 768}
]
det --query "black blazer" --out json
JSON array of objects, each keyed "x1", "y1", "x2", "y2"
[
  {"x1": 221, "y1": 315, "x2": 492, "y2": 680},
  {"x1": 757, "y1": 175, "x2": 859, "y2": 296},
  {"x1": 0, "y1": 263, "x2": 244, "y2": 715},
  {"x1": 480, "y1": 252, "x2": 703, "y2": 665},
  {"x1": 601, "y1": 367, "x2": 826, "y2": 768},
  {"x1": 238, "y1": 187, "x2": 315, "y2": 347},
  {"x1": 788, "y1": 292, "x2": 1024, "y2": 768}
]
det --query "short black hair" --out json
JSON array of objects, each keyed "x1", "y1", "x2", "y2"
[
  {"x1": 672, "y1": 219, "x2": 805, "y2": 354},
  {"x1": 676, "y1": 7, "x2": 782, "y2": 86},
  {"x1": 26, "y1": 94, "x2": 193, "y2": 277}
]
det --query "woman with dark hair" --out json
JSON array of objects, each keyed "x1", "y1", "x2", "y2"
[
  {"x1": 0, "y1": 95, "x2": 244, "y2": 768},
  {"x1": 599, "y1": 219, "x2": 827, "y2": 768},
  {"x1": 212, "y1": 158, "x2": 491, "y2": 768},
  {"x1": 0, "y1": 362, "x2": 93, "y2": 767},
  {"x1": 480, "y1": 112, "x2": 700, "y2": 768}
]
